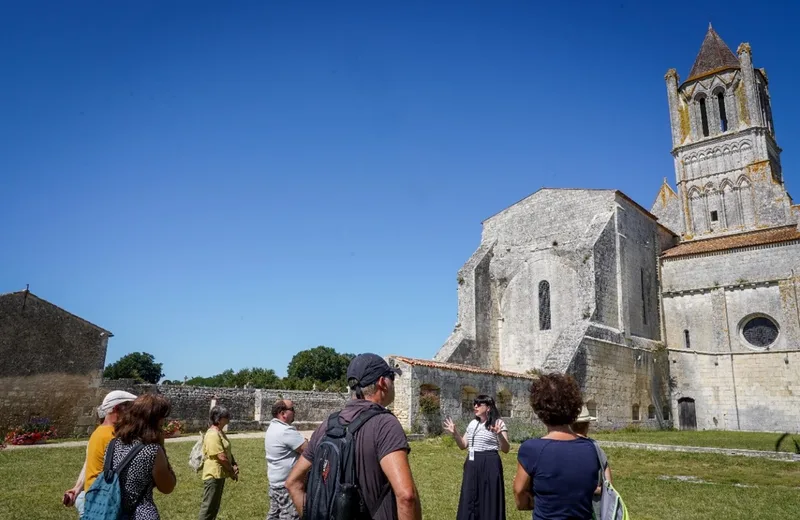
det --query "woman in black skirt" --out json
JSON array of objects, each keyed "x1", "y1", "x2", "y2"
[{"x1": 443, "y1": 394, "x2": 510, "y2": 520}]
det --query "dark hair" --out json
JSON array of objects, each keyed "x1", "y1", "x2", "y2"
[
  {"x1": 474, "y1": 394, "x2": 501, "y2": 430},
  {"x1": 115, "y1": 394, "x2": 171, "y2": 444},
  {"x1": 529, "y1": 373, "x2": 583, "y2": 426},
  {"x1": 210, "y1": 405, "x2": 231, "y2": 426},
  {"x1": 271, "y1": 400, "x2": 291, "y2": 418}
]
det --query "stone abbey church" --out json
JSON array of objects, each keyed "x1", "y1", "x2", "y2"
[{"x1": 389, "y1": 27, "x2": 800, "y2": 433}]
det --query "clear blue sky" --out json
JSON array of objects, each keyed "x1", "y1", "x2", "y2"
[{"x1": 2, "y1": 2, "x2": 799, "y2": 381}]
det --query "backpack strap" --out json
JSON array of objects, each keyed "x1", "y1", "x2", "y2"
[
  {"x1": 344, "y1": 405, "x2": 391, "y2": 435},
  {"x1": 115, "y1": 441, "x2": 146, "y2": 476},
  {"x1": 102, "y1": 438, "x2": 118, "y2": 477},
  {"x1": 590, "y1": 439, "x2": 607, "y2": 484}
]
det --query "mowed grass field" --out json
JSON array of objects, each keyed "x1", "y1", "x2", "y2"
[
  {"x1": 591, "y1": 429, "x2": 800, "y2": 452},
  {"x1": 3, "y1": 437, "x2": 800, "y2": 520}
]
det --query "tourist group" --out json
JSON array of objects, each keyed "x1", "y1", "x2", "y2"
[{"x1": 62, "y1": 353, "x2": 619, "y2": 520}]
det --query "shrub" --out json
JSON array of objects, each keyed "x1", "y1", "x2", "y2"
[
  {"x1": 419, "y1": 393, "x2": 441, "y2": 416},
  {"x1": 5, "y1": 417, "x2": 57, "y2": 445},
  {"x1": 504, "y1": 418, "x2": 546, "y2": 443},
  {"x1": 162, "y1": 419, "x2": 185, "y2": 437}
]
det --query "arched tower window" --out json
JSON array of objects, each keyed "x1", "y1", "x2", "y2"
[
  {"x1": 699, "y1": 97, "x2": 710, "y2": 137},
  {"x1": 538, "y1": 280, "x2": 551, "y2": 330},
  {"x1": 717, "y1": 92, "x2": 728, "y2": 132}
]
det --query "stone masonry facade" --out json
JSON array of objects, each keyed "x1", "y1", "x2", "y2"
[{"x1": 0, "y1": 290, "x2": 111, "y2": 436}]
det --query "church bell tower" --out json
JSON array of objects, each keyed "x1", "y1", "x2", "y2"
[{"x1": 663, "y1": 25, "x2": 793, "y2": 239}]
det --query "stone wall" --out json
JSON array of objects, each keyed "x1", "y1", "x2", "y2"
[
  {"x1": 662, "y1": 245, "x2": 800, "y2": 356},
  {"x1": 0, "y1": 291, "x2": 109, "y2": 436},
  {"x1": 87, "y1": 380, "x2": 348, "y2": 435},
  {"x1": 388, "y1": 356, "x2": 536, "y2": 431},
  {"x1": 669, "y1": 349, "x2": 800, "y2": 432},
  {"x1": 571, "y1": 338, "x2": 671, "y2": 430}
]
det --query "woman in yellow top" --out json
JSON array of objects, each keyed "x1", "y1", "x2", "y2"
[{"x1": 198, "y1": 405, "x2": 238, "y2": 520}]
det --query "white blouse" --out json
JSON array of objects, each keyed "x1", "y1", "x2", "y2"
[{"x1": 464, "y1": 418, "x2": 508, "y2": 452}]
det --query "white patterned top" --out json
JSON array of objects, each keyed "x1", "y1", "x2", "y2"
[{"x1": 464, "y1": 418, "x2": 508, "y2": 452}]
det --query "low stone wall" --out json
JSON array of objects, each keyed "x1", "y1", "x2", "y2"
[{"x1": 77, "y1": 380, "x2": 348, "y2": 436}]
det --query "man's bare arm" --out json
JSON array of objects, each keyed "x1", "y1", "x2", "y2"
[
  {"x1": 380, "y1": 450, "x2": 422, "y2": 520},
  {"x1": 286, "y1": 456, "x2": 313, "y2": 516}
]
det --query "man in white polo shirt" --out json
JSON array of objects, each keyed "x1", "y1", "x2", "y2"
[{"x1": 265, "y1": 399, "x2": 307, "y2": 520}]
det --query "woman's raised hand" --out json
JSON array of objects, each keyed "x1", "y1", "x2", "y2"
[
  {"x1": 490, "y1": 418, "x2": 506, "y2": 434},
  {"x1": 443, "y1": 417, "x2": 457, "y2": 435}
]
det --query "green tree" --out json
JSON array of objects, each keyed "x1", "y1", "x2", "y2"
[
  {"x1": 185, "y1": 367, "x2": 282, "y2": 389},
  {"x1": 287, "y1": 346, "x2": 353, "y2": 383},
  {"x1": 104, "y1": 352, "x2": 164, "y2": 384}
]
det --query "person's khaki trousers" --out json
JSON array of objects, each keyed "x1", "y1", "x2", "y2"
[{"x1": 198, "y1": 478, "x2": 226, "y2": 520}]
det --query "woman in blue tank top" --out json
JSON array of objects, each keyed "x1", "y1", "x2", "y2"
[{"x1": 513, "y1": 373, "x2": 600, "y2": 520}]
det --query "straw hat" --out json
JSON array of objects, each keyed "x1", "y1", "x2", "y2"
[{"x1": 574, "y1": 405, "x2": 596, "y2": 423}]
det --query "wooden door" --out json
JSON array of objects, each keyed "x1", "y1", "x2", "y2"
[{"x1": 678, "y1": 397, "x2": 696, "y2": 430}]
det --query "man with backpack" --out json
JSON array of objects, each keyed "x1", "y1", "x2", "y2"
[{"x1": 285, "y1": 353, "x2": 422, "y2": 520}]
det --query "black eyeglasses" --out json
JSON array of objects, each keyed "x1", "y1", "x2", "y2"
[
  {"x1": 285, "y1": 407, "x2": 295, "y2": 412},
  {"x1": 384, "y1": 371, "x2": 396, "y2": 381}
]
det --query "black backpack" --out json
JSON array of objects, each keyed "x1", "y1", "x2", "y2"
[{"x1": 303, "y1": 405, "x2": 391, "y2": 520}]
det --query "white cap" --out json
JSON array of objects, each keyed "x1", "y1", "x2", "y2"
[{"x1": 97, "y1": 391, "x2": 137, "y2": 418}]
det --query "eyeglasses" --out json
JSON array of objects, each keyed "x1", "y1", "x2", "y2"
[
  {"x1": 285, "y1": 407, "x2": 295, "y2": 412},
  {"x1": 383, "y1": 372, "x2": 396, "y2": 381}
]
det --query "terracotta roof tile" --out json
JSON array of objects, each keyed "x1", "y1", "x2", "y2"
[
  {"x1": 686, "y1": 25, "x2": 740, "y2": 82},
  {"x1": 388, "y1": 355, "x2": 535, "y2": 379},
  {"x1": 662, "y1": 226, "x2": 800, "y2": 259}
]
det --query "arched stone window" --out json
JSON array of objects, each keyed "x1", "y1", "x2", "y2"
[
  {"x1": 461, "y1": 386, "x2": 478, "y2": 416},
  {"x1": 740, "y1": 314, "x2": 779, "y2": 349},
  {"x1": 647, "y1": 405, "x2": 656, "y2": 420},
  {"x1": 585, "y1": 400, "x2": 597, "y2": 419},
  {"x1": 631, "y1": 404, "x2": 640, "y2": 421},
  {"x1": 538, "y1": 280, "x2": 551, "y2": 330},
  {"x1": 497, "y1": 390, "x2": 512, "y2": 417},
  {"x1": 662, "y1": 405, "x2": 670, "y2": 420},
  {"x1": 717, "y1": 92, "x2": 728, "y2": 132},
  {"x1": 699, "y1": 97, "x2": 710, "y2": 137}
]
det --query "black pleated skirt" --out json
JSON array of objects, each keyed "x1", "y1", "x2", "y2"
[{"x1": 456, "y1": 450, "x2": 506, "y2": 520}]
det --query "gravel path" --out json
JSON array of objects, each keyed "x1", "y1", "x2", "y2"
[{"x1": 3, "y1": 431, "x2": 315, "y2": 450}]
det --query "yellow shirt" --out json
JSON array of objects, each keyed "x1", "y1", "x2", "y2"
[
  {"x1": 84, "y1": 425, "x2": 115, "y2": 492},
  {"x1": 201, "y1": 427, "x2": 233, "y2": 480}
]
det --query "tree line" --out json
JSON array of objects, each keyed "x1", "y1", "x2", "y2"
[{"x1": 104, "y1": 346, "x2": 354, "y2": 392}]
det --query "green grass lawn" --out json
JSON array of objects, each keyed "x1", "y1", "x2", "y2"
[
  {"x1": 592, "y1": 429, "x2": 800, "y2": 453},
  {"x1": 3, "y1": 437, "x2": 800, "y2": 520}
]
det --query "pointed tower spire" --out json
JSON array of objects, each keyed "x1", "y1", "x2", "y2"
[{"x1": 686, "y1": 26, "x2": 740, "y2": 82}]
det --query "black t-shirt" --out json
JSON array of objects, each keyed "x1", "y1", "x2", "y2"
[{"x1": 304, "y1": 400, "x2": 411, "y2": 520}]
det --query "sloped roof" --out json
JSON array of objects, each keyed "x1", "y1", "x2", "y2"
[
  {"x1": 652, "y1": 178, "x2": 678, "y2": 210},
  {"x1": 388, "y1": 355, "x2": 535, "y2": 379},
  {"x1": 662, "y1": 226, "x2": 800, "y2": 259},
  {"x1": 0, "y1": 290, "x2": 113, "y2": 335},
  {"x1": 686, "y1": 25, "x2": 740, "y2": 82}
]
